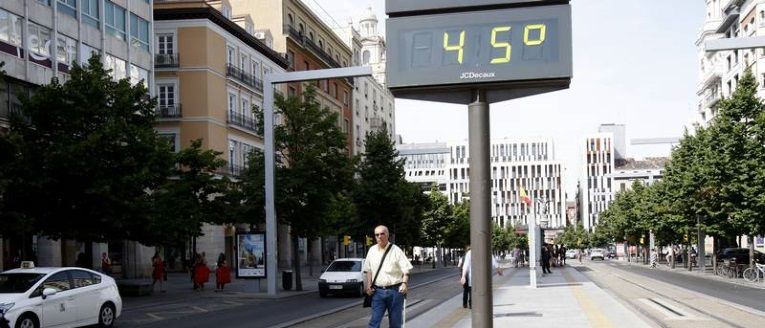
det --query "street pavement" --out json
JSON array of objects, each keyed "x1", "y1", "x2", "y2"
[
  {"x1": 408, "y1": 262, "x2": 651, "y2": 328},
  {"x1": 117, "y1": 263, "x2": 443, "y2": 327}
]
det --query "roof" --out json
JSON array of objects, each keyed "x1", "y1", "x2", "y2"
[{"x1": 2, "y1": 267, "x2": 63, "y2": 275}]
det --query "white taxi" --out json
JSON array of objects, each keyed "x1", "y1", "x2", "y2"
[{"x1": 0, "y1": 262, "x2": 122, "y2": 328}]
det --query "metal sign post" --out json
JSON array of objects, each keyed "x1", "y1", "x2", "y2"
[{"x1": 263, "y1": 67, "x2": 372, "y2": 296}]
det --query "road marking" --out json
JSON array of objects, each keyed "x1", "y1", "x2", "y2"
[
  {"x1": 561, "y1": 269, "x2": 615, "y2": 328},
  {"x1": 145, "y1": 313, "x2": 163, "y2": 320},
  {"x1": 638, "y1": 298, "x2": 694, "y2": 319}
]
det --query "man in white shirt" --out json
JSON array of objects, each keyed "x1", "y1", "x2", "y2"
[{"x1": 363, "y1": 225, "x2": 413, "y2": 328}]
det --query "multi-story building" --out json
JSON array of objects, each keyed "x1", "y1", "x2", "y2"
[
  {"x1": 153, "y1": 0, "x2": 288, "y2": 272},
  {"x1": 696, "y1": 0, "x2": 765, "y2": 125},
  {"x1": 399, "y1": 138, "x2": 567, "y2": 232},
  {"x1": 334, "y1": 7, "x2": 395, "y2": 155},
  {"x1": 580, "y1": 132, "x2": 615, "y2": 232},
  {"x1": 230, "y1": 0, "x2": 354, "y2": 153},
  {"x1": 1, "y1": 0, "x2": 153, "y2": 273},
  {"x1": 611, "y1": 157, "x2": 667, "y2": 193}
]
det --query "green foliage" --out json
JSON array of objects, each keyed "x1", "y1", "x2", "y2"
[
  {"x1": 443, "y1": 201, "x2": 470, "y2": 248},
  {"x1": 149, "y1": 139, "x2": 233, "y2": 246},
  {"x1": 421, "y1": 187, "x2": 452, "y2": 248},
  {"x1": 0, "y1": 57, "x2": 174, "y2": 243},
  {"x1": 352, "y1": 126, "x2": 424, "y2": 248}
]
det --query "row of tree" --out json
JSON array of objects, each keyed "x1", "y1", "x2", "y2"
[
  {"x1": 595, "y1": 70, "x2": 765, "y2": 266},
  {"x1": 0, "y1": 59, "x2": 453, "y2": 289}
]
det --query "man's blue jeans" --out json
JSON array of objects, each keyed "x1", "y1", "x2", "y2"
[{"x1": 368, "y1": 287, "x2": 405, "y2": 328}]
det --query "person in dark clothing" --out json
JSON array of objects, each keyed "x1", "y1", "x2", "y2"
[
  {"x1": 559, "y1": 245, "x2": 567, "y2": 265},
  {"x1": 541, "y1": 245, "x2": 552, "y2": 274}
]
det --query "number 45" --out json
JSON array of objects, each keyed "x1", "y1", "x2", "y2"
[{"x1": 443, "y1": 24, "x2": 546, "y2": 64}]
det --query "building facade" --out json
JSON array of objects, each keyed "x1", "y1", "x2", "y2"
[
  {"x1": 696, "y1": 0, "x2": 765, "y2": 125},
  {"x1": 399, "y1": 138, "x2": 567, "y2": 231},
  {"x1": 1, "y1": 0, "x2": 153, "y2": 273},
  {"x1": 611, "y1": 157, "x2": 666, "y2": 193},
  {"x1": 580, "y1": 132, "x2": 615, "y2": 232},
  {"x1": 334, "y1": 7, "x2": 396, "y2": 155},
  {"x1": 153, "y1": 0, "x2": 288, "y2": 272}
]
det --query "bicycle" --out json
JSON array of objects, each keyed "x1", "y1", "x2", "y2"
[{"x1": 742, "y1": 263, "x2": 765, "y2": 283}]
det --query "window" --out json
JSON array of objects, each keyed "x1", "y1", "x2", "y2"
[
  {"x1": 27, "y1": 22, "x2": 52, "y2": 60},
  {"x1": 343, "y1": 91, "x2": 349, "y2": 105},
  {"x1": 57, "y1": 0, "x2": 76, "y2": 17},
  {"x1": 158, "y1": 133, "x2": 178, "y2": 152},
  {"x1": 228, "y1": 92, "x2": 237, "y2": 114},
  {"x1": 105, "y1": 1, "x2": 126, "y2": 41},
  {"x1": 130, "y1": 14, "x2": 149, "y2": 51},
  {"x1": 56, "y1": 33, "x2": 77, "y2": 66},
  {"x1": 286, "y1": 50, "x2": 295, "y2": 68},
  {"x1": 157, "y1": 84, "x2": 176, "y2": 109},
  {"x1": 331, "y1": 82, "x2": 337, "y2": 98},
  {"x1": 70, "y1": 270, "x2": 98, "y2": 288},
  {"x1": 129, "y1": 64, "x2": 148, "y2": 86},
  {"x1": 287, "y1": 14, "x2": 294, "y2": 26},
  {"x1": 157, "y1": 34, "x2": 174, "y2": 55},
  {"x1": 79, "y1": 43, "x2": 98, "y2": 65},
  {"x1": 363, "y1": 50, "x2": 370, "y2": 65},
  {"x1": 0, "y1": 9, "x2": 24, "y2": 48},
  {"x1": 252, "y1": 61, "x2": 260, "y2": 79},
  {"x1": 241, "y1": 98, "x2": 249, "y2": 116},
  {"x1": 105, "y1": 54, "x2": 126, "y2": 80},
  {"x1": 40, "y1": 272, "x2": 71, "y2": 293},
  {"x1": 227, "y1": 46, "x2": 235, "y2": 65},
  {"x1": 304, "y1": 60, "x2": 310, "y2": 71},
  {"x1": 82, "y1": 0, "x2": 99, "y2": 28}
]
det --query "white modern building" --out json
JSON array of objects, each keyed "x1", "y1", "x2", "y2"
[
  {"x1": 580, "y1": 132, "x2": 615, "y2": 232},
  {"x1": 696, "y1": 0, "x2": 765, "y2": 125},
  {"x1": 611, "y1": 157, "x2": 667, "y2": 193},
  {"x1": 334, "y1": 7, "x2": 395, "y2": 155},
  {"x1": 399, "y1": 138, "x2": 567, "y2": 231}
]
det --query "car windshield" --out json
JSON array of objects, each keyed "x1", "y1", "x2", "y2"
[
  {"x1": 0, "y1": 273, "x2": 45, "y2": 293},
  {"x1": 327, "y1": 261, "x2": 361, "y2": 272}
]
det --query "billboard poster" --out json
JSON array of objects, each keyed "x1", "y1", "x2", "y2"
[{"x1": 236, "y1": 232, "x2": 266, "y2": 278}]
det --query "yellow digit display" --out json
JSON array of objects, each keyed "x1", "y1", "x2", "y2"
[
  {"x1": 490, "y1": 26, "x2": 512, "y2": 64},
  {"x1": 443, "y1": 30, "x2": 465, "y2": 64},
  {"x1": 524, "y1": 24, "x2": 547, "y2": 46}
]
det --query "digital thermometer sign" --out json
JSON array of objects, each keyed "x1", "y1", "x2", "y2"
[{"x1": 386, "y1": 3, "x2": 572, "y2": 104}]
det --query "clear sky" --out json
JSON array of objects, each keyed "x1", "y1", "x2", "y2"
[{"x1": 302, "y1": 0, "x2": 706, "y2": 197}]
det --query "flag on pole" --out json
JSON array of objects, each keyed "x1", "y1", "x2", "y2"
[{"x1": 520, "y1": 187, "x2": 532, "y2": 206}]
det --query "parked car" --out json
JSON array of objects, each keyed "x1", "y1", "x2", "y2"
[
  {"x1": 565, "y1": 249, "x2": 579, "y2": 259},
  {"x1": 590, "y1": 248, "x2": 606, "y2": 261},
  {"x1": 0, "y1": 262, "x2": 122, "y2": 328},
  {"x1": 717, "y1": 248, "x2": 765, "y2": 265},
  {"x1": 318, "y1": 258, "x2": 365, "y2": 298}
]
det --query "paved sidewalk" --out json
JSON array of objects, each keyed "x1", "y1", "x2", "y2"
[
  {"x1": 408, "y1": 264, "x2": 652, "y2": 328},
  {"x1": 610, "y1": 257, "x2": 765, "y2": 290}
]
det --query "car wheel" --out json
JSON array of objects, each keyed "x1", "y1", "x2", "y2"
[
  {"x1": 14, "y1": 314, "x2": 38, "y2": 328},
  {"x1": 319, "y1": 289, "x2": 327, "y2": 298},
  {"x1": 99, "y1": 303, "x2": 116, "y2": 328}
]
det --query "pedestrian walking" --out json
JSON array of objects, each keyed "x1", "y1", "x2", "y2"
[
  {"x1": 541, "y1": 244, "x2": 552, "y2": 274},
  {"x1": 460, "y1": 246, "x2": 503, "y2": 309},
  {"x1": 194, "y1": 253, "x2": 210, "y2": 291},
  {"x1": 101, "y1": 252, "x2": 112, "y2": 275},
  {"x1": 364, "y1": 225, "x2": 413, "y2": 328},
  {"x1": 458, "y1": 245, "x2": 471, "y2": 308},
  {"x1": 152, "y1": 252, "x2": 165, "y2": 293},
  {"x1": 559, "y1": 245, "x2": 567, "y2": 266},
  {"x1": 216, "y1": 253, "x2": 231, "y2": 291}
]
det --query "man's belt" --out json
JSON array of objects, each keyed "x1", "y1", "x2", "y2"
[{"x1": 374, "y1": 283, "x2": 402, "y2": 289}]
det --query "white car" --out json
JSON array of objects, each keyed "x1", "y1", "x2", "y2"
[
  {"x1": 318, "y1": 258, "x2": 365, "y2": 298},
  {"x1": 0, "y1": 262, "x2": 122, "y2": 328},
  {"x1": 590, "y1": 248, "x2": 606, "y2": 261},
  {"x1": 565, "y1": 249, "x2": 579, "y2": 259}
]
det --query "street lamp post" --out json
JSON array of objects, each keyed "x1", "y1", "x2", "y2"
[{"x1": 263, "y1": 67, "x2": 372, "y2": 296}]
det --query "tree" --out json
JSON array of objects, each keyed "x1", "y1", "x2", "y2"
[
  {"x1": 149, "y1": 139, "x2": 234, "y2": 248},
  {"x1": 443, "y1": 201, "x2": 470, "y2": 249},
  {"x1": 0, "y1": 57, "x2": 174, "y2": 245},
  {"x1": 421, "y1": 187, "x2": 453, "y2": 267},
  {"x1": 352, "y1": 126, "x2": 420, "y2": 246},
  {"x1": 240, "y1": 87, "x2": 354, "y2": 291}
]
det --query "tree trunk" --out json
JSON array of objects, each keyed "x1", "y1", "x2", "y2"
[
  {"x1": 749, "y1": 235, "x2": 755, "y2": 269},
  {"x1": 292, "y1": 236, "x2": 303, "y2": 291},
  {"x1": 307, "y1": 238, "x2": 313, "y2": 277},
  {"x1": 670, "y1": 243, "x2": 676, "y2": 269},
  {"x1": 712, "y1": 237, "x2": 717, "y2": 275}
]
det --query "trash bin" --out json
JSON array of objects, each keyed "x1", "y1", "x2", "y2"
[{"x1": 282, "y1": 270, "x2": 293, "y2": 290}]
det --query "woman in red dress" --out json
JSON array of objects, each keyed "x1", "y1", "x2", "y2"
[
  {"x1": 216, "y1": 253, "x2": 231, "y2": 291},
  {"x1": 152, "y1": 252, "x2": 165, "y2": 293},
  {"x1": 193, "y1": 252, "x2": 210, "y2": 291}
]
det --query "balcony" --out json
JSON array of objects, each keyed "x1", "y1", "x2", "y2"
[
  {"x1": 157, "y1": 104, "x2": 182, "y2": 118},
  {"x1": 155, "y1": 53, "x2": 179, "y2": 68},
  {"x1": 226, "y1": 64, "x2": 263, "y2": 91},
  {"x1": 228, "y1": 110, "x2": 260, "y2": 134}
]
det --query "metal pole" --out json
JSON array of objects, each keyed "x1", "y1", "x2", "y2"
[
  {"x1": 468, "y1": 90, "x2": 492, "y2": 328},
  {"x1": 263, "y1": 75, "x2": 278, "y2": 296},
  {"x1": 529, "y1": 199, "x2": 537, "y2": 288}
]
